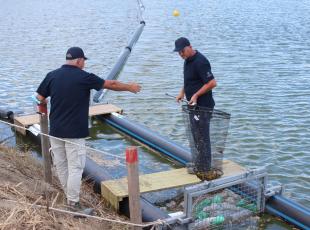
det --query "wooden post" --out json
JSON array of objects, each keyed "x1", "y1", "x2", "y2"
[
  {"x1": 39, "y1": 104, "x2": 52, "y2": 184},
  {"x1": 126, "y1": 146, "x2": 142, "y2": 229}
]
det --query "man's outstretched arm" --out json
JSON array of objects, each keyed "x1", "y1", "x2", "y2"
[{"x1": 103, "y1": 80, "x2": 141, "y2": 93}]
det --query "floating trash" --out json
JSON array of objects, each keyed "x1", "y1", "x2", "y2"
[{"x1": 184, "y1": 168, "x2": 267, "y2": 229}]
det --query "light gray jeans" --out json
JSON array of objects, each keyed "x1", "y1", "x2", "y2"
[{"x1": 50, "y1": 138, "x2": 86, "y2": 203}]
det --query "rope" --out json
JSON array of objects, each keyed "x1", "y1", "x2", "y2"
[
  {"x1": 1, "y1": 199, "x2": 165, "y2": 228},
  {"x1": 0, "y1": 119, "x2": 170, "y2": 228},
  {"x1": 0, "y1": 119, "x2": 126, "y2": 163},
  {"x1": 0, "y1": 116, "x2": 180, "y2": 178}
]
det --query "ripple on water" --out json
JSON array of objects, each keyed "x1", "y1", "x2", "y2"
[{"x1": 0, "y1": 0, "x2": 309, "y2": 208}]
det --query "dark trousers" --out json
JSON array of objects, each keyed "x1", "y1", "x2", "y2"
[{"x1": 189, "y1": 107, "x2": 212, "y2": 172}]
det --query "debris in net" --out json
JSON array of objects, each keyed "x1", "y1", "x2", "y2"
[
  {"x1": 227, "y1": 209, "x2": 253, "y2": 222},
  {"x1": 182, "y1": 104, "x2": 231, "y2": 181},
  {"x1": 192, "y1": 188, "x2": 261, "y2": 229},
  {"x1": 203, "y1": 203, "x2": 242, "y2": 212},
  {"x1": 193, "y1": 215, "x2": 225, "y2": 229},
  {"x1": 195, "y1": 168, "x2": 223, "y2": 181}
]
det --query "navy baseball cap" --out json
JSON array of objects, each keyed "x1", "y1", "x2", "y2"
[
  {"x1": 173, "y1": 37, "x2": 190, "y2": 52},
  {"x1": 66, "y1": 47, "x2": 88, "y2": 60}
]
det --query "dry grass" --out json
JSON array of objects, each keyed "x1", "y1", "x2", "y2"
[{"x1": 0, "y1": 145, "x2": 133, "y2": 230}]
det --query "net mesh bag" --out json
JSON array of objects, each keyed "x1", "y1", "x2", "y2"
[{"x1": 182, "y1": 105, "x2": 231, "y2": 180}]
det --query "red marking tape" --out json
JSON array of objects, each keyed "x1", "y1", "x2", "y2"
[{"x1": 126, "y1": 147, "x2": 138, "y2": 163}]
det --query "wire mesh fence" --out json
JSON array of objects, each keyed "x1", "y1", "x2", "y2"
[
  {"x1": 182, "y1": 105, "x2": 231, "y2": 180},
  {"x1": 184, "y1": 169, "x2": 267, "y2": 230}
]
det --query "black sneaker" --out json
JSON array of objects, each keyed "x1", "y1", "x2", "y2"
[{"x1": 67, "y1": 201, "x2": 94, "y2": 217}]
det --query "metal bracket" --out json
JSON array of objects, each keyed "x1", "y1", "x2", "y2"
[
  {"x1": 28, "y1": 124, "x2": 41, "y2": 136},
  {"x1": 177, "y1": 217, "x2": 192, "y2": 225},
  {"x1": 265, "y1": 185, "x2": 283, "y2": 198}
]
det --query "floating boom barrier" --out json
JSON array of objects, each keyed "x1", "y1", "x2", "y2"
[
  {"x1": 1, "y1": 109, "x2": 309, "y2": 229},
  {"x1": 97, "y1": 112, "x2": 310, "y2": 230}
]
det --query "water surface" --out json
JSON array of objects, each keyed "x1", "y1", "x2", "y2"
[{"x1": 0, "y1": 0, "x2": 309, "y2": 211}]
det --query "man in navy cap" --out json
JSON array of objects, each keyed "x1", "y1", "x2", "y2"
[
  {"x1": 173, "y1": 37, "x2": 217, "y2": 174},
  {"x1": 36, "y1": 47, "x2": 141, "y2": 213},
  {"x1": 174, "y1": 37, "x2": 216, "y2": 106}
]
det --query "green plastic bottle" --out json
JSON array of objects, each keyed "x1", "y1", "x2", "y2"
[
  {"x1": 197, "y1": 211, "x2": 210, "y2": 220},
  {"x1": 212, "y1": 195, "x2": 223, "y2": 204},
  {"x1": 237, "y1": 199, "x2": 257, "y2": 212},
  {"x1": 211, "y1": 215, "x2": 225, "y2": 225}
]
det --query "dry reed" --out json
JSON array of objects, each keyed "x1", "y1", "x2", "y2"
[{"x1": 0, "y1": 145, "x2": 133, "y2": 230}]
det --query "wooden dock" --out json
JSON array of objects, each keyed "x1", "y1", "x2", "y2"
[
  {"x1": 101, "y1": 160, "x2": 246, "y2": 210},
  {"x1": 14, "y1": 104, "x2": 122, "y2": 135}
]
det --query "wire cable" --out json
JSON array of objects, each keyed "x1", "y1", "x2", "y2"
[{"x1": 0, "y1": 119, "x2": 126, "y2": 162}]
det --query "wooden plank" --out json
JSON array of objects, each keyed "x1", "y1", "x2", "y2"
[
  {"x1": 221, "y1": 159, "x2": 246, "y2": 176},
  {"x1": 101, "y1": 160, "x2": 245, "y2": 210},
  {"x1": 89, "y1": 104, "x2": 122, "y2": 116},
  {"x1": 14, "y1": 114, "x2": 40, "y2": 136},
  {"x1": 13, "y1": 104, "x2": 122, "y2": 135},
  {"x1": 14, "y1": 114, "x2": 40, "y2": 128}
]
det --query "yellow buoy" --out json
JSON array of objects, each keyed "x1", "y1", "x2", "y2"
[{"x1": 173, "y1": 9, "x2": 180, "y2": 17}]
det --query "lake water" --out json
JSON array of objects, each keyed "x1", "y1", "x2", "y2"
[{"x1": 0, "y1": 0, "x2": 309, "y2": 215}]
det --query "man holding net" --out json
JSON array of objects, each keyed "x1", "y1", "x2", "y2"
[{"x1": 173, "y1": 37, "x2": 217, "y2": 177}]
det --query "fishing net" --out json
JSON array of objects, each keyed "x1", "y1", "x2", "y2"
[{"x1": 182, "y1": 105, "x2": 231, "y2": 180}]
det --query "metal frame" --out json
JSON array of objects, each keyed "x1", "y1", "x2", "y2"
[{"x1": 184, "y1": 167, "x2": 268, "y2": 224}]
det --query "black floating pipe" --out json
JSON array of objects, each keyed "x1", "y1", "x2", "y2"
[
  {"x1": 97, "y1": 113, "x2": 191, "y2": 165},
  {"x1": 0, "y1": 109, "x2": 14, "y2": 121},
  {"x1": 93, "y1": 21, "x2": 146, "y2": 103},
  {"x1": 83, "y1": 158, "x2": 111, "y2": 193},
  {"x1": 266, "y1": 195, "x2": 310, "y2": 230},
  {"x1": 98, "y1": 112, "x2": 310, "y2": 229},
  {"x1": 119, "y1": 197, "x2": 169, "y2": 223}
]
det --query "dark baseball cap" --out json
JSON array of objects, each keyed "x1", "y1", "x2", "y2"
[
  {"x1": 66, "y1": 47, "x2": 88, "y2": 60},
  {"x1": 173, "y1": 37, "x2": 190, "y2": 52}
]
